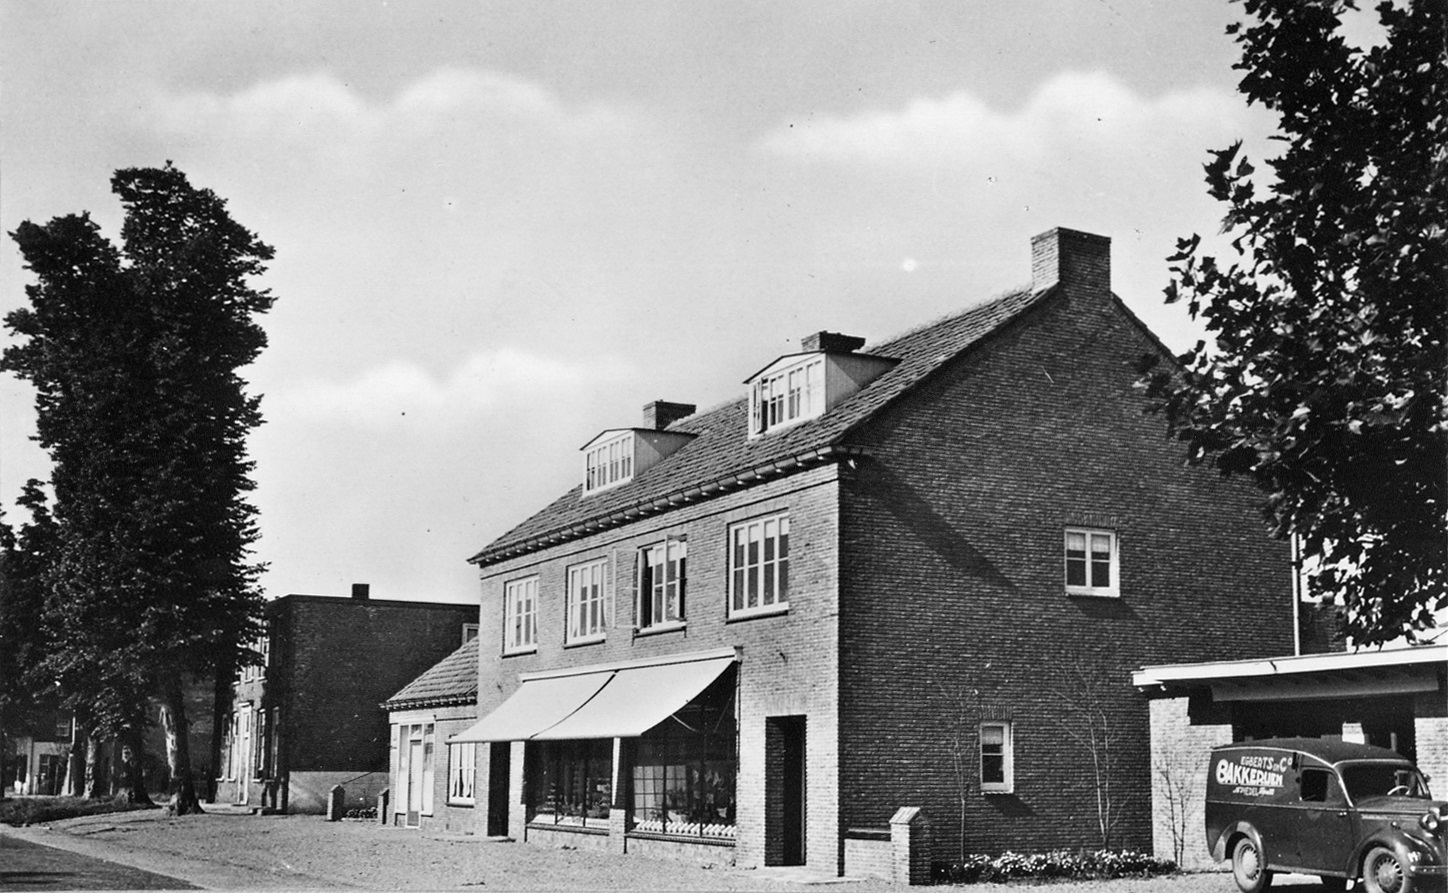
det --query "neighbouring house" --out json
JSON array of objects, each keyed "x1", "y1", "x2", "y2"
[
  {"x1": 215, "y1": 585, "x2": 477, "y2": 814},
  {"x1": 455, "y1": 228, "x2": 1295, "y2": 878},
  {"x1": 1134, "y1": 641, "x2": 1448, "y2": 870},
  {"x1": 5, "y1": 710, "x2": 73, "y2": 796},
  {"x1": 381, "y1": 637, "x2": 487, "y2": 831}
]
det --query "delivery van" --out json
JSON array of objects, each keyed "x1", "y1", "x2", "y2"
[{"x1": 1206, "y1": 738, "x2": 1446, "y2": 893}]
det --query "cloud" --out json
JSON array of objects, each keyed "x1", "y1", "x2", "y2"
[
  {"x1": 756, "y1": 71, "x2": 1255, "y2": 169},
  {"x1": 268, "y1": 347, "x2": 635, "y2": 429},
  {"x1": 142, "y1": 69, "x2": 636, "y2": 177}
]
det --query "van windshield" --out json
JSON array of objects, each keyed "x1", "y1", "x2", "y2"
[{"x1": 1339, "y1": 763, "x2": 1431, "y2": 801}]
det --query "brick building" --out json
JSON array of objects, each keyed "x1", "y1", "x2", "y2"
[
  {"x1": 455, "y1": 228, "x2": 1294, "y2": 877},
  {"x1": 215, "y1": 586, "x2": 476, "y2": 813},
  {"x1": 382, "y1": 636, "x2": 488, "y2": 831}
]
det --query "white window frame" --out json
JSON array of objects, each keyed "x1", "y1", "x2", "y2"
[
  {"x1": 1064, "y1": 528, "x2": 1119, "y2": 597},
  {"x1": 503, "y1": 576, "x2": 538, "y2": 655},
  {"x1": 584, "y1": 432, "x2": 635, "y2": 495},
  {"x1": 566, "y1": 559, "x2": 610, "y2": 644},
  {"x1": 979, "y1": 721, "x2": 1014, "y2": 794},
  {"x1": 637, "y1": 538, "x2": 687, "y2": 631},
  {"x1": 448, "y1": 741, "x2": 477, "y2": 805},
  {"x1": 728, "y1": 512, "x2": 790, "y2": 618},
  {"x1": 749, "y1": 357, "x2": 824, "y2": 436}
]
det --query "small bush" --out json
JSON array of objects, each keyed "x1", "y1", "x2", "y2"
[
  {"x1": 344, "y1": 806, "x2": 378, "y2": 820},
  {"x1": 0, "y1": 795, "x2": 157, "y2": 827},
  {"x1": 933, "y1": 849, "x2": 1177, "y2": 884}
]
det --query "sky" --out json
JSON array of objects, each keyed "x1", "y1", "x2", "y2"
[{"x1": 0, "y1": 0, "x2": 1291, "y2": 607}]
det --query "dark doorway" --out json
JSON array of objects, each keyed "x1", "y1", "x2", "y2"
[
  {"x1": 766, "y1": 716, "x2": 806, "y2": 866},
  {"x1": 487, "y1": 742, "x2": 511, "y2": 837}
]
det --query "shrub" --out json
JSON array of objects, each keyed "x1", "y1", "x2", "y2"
[
  {"x1": 0, "y1": 795, "x2": 157, "y2": 827},
  {"x1": 932, "y1": 849, "x2": 1177, "y2": 884},
  {"x1": 343, "y1": 806, "x2": 378, "y2": 820}
]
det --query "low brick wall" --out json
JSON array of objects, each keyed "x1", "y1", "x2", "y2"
[
  {"x1": 843, "y1": 829, "x2": 891, "y2": 880},
  {"x1": 625, "y1": 834, "x2": 736, "y2": 865},
  {"x1": 524, "y1": 824, "x2": 611, "y2": 852}
]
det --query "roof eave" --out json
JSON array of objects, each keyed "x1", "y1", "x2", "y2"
[{"x1": 469, "y1": 443, "x2": 867, "y2": 567}]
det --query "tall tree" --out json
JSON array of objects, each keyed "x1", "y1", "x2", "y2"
[
  {"x1": 0, "y1": 482, "x2": 60, "y2": 800},
  {"x1": 3, "y1": 164, "x2": 274, "y2": 810},
  {"x1": 1140, "y1": 0, "x2": 1447, "y2": 645}
]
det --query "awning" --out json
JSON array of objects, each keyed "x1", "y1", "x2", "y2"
[
  {"x1": 450, "y1": 670, "x2": 612, "y2": 743},
  {"x1": 536, "y1": 654, "x2": 735, "y2": 740},
  {"x1": 450, "y1": 648, "x2": 737, "y2": 743}
]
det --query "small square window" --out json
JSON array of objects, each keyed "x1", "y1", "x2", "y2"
[
  {"x1": 1064, "y1": 528, "x2": 1118, "y2": 597},
  {"x1": 980, "y1": 722, "x2": 1013, "y2": 794}
]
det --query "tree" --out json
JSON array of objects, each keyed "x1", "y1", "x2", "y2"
[
  {"x1": 1139, "y1": 0, "x2": 1448, "y2": 644},
  {"x1": 2, "y1": 164, "x2": 274, "y2": 810},
  {"x1": 0, "y1": 482, "x2": 61, "y2": 800}
]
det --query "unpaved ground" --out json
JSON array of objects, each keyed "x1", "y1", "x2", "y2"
[{"x1": 0, "y1": 808, "x2": 1334, "y2": 892}]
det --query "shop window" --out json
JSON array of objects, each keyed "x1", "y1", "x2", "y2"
[
  {"x1": 449, "y1": 742, "x2": 477, "y2": 805},
  {"x1": 526, "y1": 739, "x2": 612, "y2": 828},
  {"x1": 980, "y1": 722, "x2": 1013, "y2": 794},
  {"x1": 629, "y1": 669, "x2": 737, "y2": 839},
  {"x1": 638, "y1": 539, "x2": 686, "y2": 630},
  {"x1": 1065, "y1": 528, "x2": 1118, "y2": 597}
]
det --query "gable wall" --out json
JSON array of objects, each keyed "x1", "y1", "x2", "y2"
[
  {"x1": 837, "y1": 288, "x2": 1292, "y2": 859},
  {"x1": 280, "y1": 598, "x2": 479, "y2": 774}
]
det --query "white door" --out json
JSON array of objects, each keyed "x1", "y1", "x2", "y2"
[
  {"x1": 237, "y1": 709, "x2": 252, "y2": 806},
  {"x1": 406, "y1": 738, "x2": 424, "y2": 827}
]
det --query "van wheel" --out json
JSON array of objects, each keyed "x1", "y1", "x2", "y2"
[
  {"x1": 1361, "y1": 847, "x2": 1410, "y2": 893},
  {"x1": 1232, "y1": 837, "x2": 1274, "y2": 893}
]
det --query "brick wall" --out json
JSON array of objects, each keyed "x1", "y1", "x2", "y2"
[
  {"x1": 1415, "y1": 687, "x2": 1448, "y2": 802},
  {"x1": 277, "y1": 597, "x2": 478, "y2": 777},
  {"x1": 1148, "y1": 697, "x2": 1231, "y2": 870},
  {"x1": 836, "y1": 285, "x2": 1292, "y2": 860}
]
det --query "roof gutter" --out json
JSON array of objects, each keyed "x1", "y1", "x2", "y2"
[{"x1": 469, "y1": 443, "x2": 866, "y2": 567}]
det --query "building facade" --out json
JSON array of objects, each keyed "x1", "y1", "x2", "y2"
[
  {"x1": 458, "y1": 228, "x2": 1295, "y2": 876},
  {"x1": 215, "y1": 586, "x2": 477, "y2": 813},
  {"x1": 383, "y1": 637, "x2": 488, "y2": 832}
]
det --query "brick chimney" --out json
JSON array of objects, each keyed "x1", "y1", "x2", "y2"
[
  {"x1": 351, "y1": 583, "x2": 370, "y2": 600},
  {"x1": 801, "y1": 331, "x2": 867, "y2": 354},
  {"x1": 1031, "y1": 228, "x2": 1110, "y2": 295},
  {"x1": 642, "y1": 400, "x2": 696, "y2": 430}
]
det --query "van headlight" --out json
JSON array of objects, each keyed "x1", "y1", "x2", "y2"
[{"x1": 1422, "y1": 805, "x2": 1447, "y2": 835}]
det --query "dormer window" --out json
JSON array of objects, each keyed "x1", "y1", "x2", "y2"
[
  {"x1": 580, "y1": 402, "x2": 697, "y2": 496},
  {"x1": 751, "y1": 357, "x2": 824, "y2": 436},
  {"x1": 585, "y1": 432, "x2": 634, "y2": 494},
  {"x1": 745, "y1": 332, "x2": 898, "y2": 439}
]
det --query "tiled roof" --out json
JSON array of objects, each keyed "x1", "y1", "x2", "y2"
[
  {"x1": 382, "y1": 637, "x2": 479, "y2": 710},
  {"x1": 470, "y1": 285, "x2": 1055, "y2": 566}
]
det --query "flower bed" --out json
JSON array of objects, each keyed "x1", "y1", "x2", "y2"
[{"x1": 933, "y1": 849, "x2": 1177, "y2": 884}]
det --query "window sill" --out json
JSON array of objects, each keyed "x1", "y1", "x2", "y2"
[
  {"x1": 563, "y1": 637, "x2": 606, "y2": 648},
  {"x1": 635, "y1": 622, "x2": 686, "y2": 637},
  {"x1": 981, "y1": 788, "x2": 1015, "y2": 796},
  {"x1": 502, "y1": 646, "x2": 538, "y2": 658},
  {"x1": 1065, "y1": 589, "x2": 1119, "y2": 599},
  {"x1": 528, "y1": 821, "x2": 609, "y2": 835},
  {"x1": 727, "y1": 605, "x2": 789, "y2": 623},
  {"x1": 446, "y1": 800, "x2": 475, "y2": 808},
  {"x1": 626, "y1": 830, "x2": 736, "y2": 847}
]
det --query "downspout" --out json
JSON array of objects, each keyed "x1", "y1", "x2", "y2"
[{"x1": 1290, "y1": 534, "x2": 1302, "y2": 656}]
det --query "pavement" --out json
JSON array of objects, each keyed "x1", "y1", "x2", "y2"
[{"x1": 0, "y1": 806, "x2": 1334, "y2": 892}]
